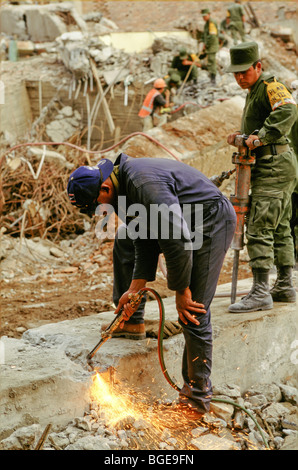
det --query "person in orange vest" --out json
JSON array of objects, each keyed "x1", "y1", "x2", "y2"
[{"x1": 138, "y1": 78, "x2": 172, "y2": 132}]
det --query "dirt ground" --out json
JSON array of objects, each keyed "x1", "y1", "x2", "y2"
[{"x1": 0, "y1": 238, "x2": 251, "y2": 340}]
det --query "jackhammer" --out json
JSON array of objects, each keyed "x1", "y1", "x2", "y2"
[
  {"x1": 210, "y1": 133, "x2": 260, "y2": 304},
  {"x1": 230, "y1": 134, "x2": 260, "y2": 304}
]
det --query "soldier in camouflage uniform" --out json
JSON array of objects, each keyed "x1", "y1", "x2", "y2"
[
  {"x1": 289, "y1": 80, "x2": 298, "y2": 263},
  {"x1": 200, "y1": 9, "x2": 219, "y2": 84},
  {"x1": 226, "y1": 0, "x2": 246, "y2": 44},
  {"x1": 226, "y1": 42, "x2": 298, "y2": 313}
]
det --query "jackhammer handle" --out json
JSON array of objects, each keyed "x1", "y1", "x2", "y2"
[{"x1": 234, "y1": 134, "x2": 261, "y2": 148}]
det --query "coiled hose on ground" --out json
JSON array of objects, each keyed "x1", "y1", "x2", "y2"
[{"x1": 138, "y1": 287, "x2": 270, "y2": 450}]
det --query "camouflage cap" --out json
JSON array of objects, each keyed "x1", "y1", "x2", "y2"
[
  {"x1": 201, "y1": 8, "x2": 210, "y2": 15},
  {"x1": 226, "y1": 41, "x2": 260, "y2": 73},
  {"x1": 179, "y1": 47, "x2": 188, "y2": 59},
  {"x1": 169, "y1": 72, "x2": 182, "y2": 85}
]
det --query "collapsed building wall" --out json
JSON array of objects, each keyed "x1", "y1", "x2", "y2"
[
  {"x1": 0, "y1": 82, "x2": 32, "y2": 142},
  {"x1": 25, "y1": 78, "x2": 149, "y2": 147},
  {"x1": 0, "y1": 2, "x2": 87, "y2": 42}
]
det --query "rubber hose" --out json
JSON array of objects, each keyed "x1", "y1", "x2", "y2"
[
  {"x1": 0, "y1": 131, "x2": 181, "y2": 167},
  {"x1": 138, "y1": 287, "x2": 270, "y2": 450}
]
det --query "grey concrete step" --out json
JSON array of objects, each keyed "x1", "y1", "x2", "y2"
[{"x1": 1, "y1": 278, "x2": 297, "y2": 439}]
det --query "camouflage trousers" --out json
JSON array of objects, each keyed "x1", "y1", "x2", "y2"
[
  {"x1": 206, "y1": 52, "x2": 217, "y2": 77},
  {"x1": 246, "y1": 149, "x2": 298, "y2": 270},
  {"x1": 229, "y1": 22, "x2": 246, "y2": 44},
  {"x1": 291, "y1": 191, "x2": 298, "y2": 261},
  {"x1": 168, "y1": 66, "x2": 198, "y2": 83}
]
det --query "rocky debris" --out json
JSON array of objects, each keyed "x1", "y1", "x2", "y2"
[
  {"x1": 56, "y1": 31, "x2": 95, "y2": 80},
  {"x1": 0, "y1": 381, "x2": 297, "y2": 450},
  {"x1": 55, "y1": 29, "x2": 200, "y2": 86},
  {"x1": 45, "y1": 106, "x2": 82, "y2": 142},
  {"x1": 0, "y1": 3, "x2": 296, "y2": 152},
  {"x1": 0, "y1": 228, "x2": 113, "y2": 281},
  {"x1": 26, "y1": 147, "x2": 74, "y2": 170},
  {"x1": 0, "y1": 95, "x2": 244, "y2": 243},
  {"x1": 0, "y1": 2, "x2": 87, "y2": 42},
  {"x1": 82, "y1": 11, "x2": 119, "y2": 35}
]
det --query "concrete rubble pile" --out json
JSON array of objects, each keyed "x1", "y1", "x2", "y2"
[
  {"x1": 1, "y1": 2, "x2": 296, "y2": 102},
  {"x1": 45, "y1": 105, "x2": 82, "y2": 143},
  {"x1": 0, "y1": 228, "x2": 113, "y2": 283},
  {"x1": 0, "y1": 381, "x2": 297, "y2": 450},
  {"x1": 0, "y1": 2, "x2": 87, "y2": 42},
  {"x1": 0, "y1": 1, "x2": 296, "y2": 148}
]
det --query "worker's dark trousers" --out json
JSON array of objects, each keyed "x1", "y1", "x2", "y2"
[
  {"x1": 113, "y1": 224, "x2": 147, "y2": 322},
  {"x1": 113, "y1": 197, "x2": 236, "y2": 414}
]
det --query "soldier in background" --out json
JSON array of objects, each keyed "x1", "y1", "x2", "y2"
[
  {"x1": 169, "y1": 47, "x2": 200, "y2": 84},
  {"x1": 226, "y1": 0, "x2": 246, "y2": 44},
  {"x1": 226, "y1": 42, "x2": 297, "y2": 312},
  {"x1": 200, "y1": 8, "x2": 219, "y2": 84},
  {"x1": 288, "y1": 80, "x2": 298, "y2": 264}
]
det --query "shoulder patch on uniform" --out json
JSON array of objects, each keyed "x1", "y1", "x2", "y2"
[
  {"x1": 265, "y1": 79, "x2": 296, "y2": 110},
  {"x1": 209, "y1": 22, "x2": 218, "y2": 35}
]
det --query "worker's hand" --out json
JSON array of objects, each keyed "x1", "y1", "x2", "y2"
[
  {"x1": 176, "y1": 287, "x2": 206, "y2": 326},
  {"x1": 114, "y1": 279, "x2": 147, "y2": 327},
  {"x1": 115, "y1": 291, "x2": 137, "y2": 325},
  {"x1": 245, "y1": 134, "x2": 262, "y2": 150},
  {"x1": 227, "y1": 132, "x2": 241, "y2": 147}
]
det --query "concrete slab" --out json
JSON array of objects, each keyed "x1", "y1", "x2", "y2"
[
  {"x1": 0, "y1": 337, "x2": 91, "y2": 439},
  {"x1": 1, "y1": 278, "x2": 297, "y2": 438}
]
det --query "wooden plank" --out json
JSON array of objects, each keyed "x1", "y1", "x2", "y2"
[{"x1": 89, "y1": 59, "x2": 115, "y2": 135}]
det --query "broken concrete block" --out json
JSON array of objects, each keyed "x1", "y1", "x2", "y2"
[
  {"x1": 27, "y1": 147, "x2": 74, "y2": 170},
  {"x1": 213, "y1": 383, "x2": 241, "y2": 399},
  {"x1": 271, "y1": 26, "x2": 294, "y2": 43},
  {"x1": 45, "y1": 107, "x2": 82, "y2": 142},
  {"x1": 279, "y1": 384, "x2": 298, "y2": 405},
  {"x1": 0, "y1": 6, "x2": 28, "y2": 40},
  {"x1": 244, "y1": 383, "x2": 282, "y2": 403},
  {"x1": 16, "y1": 41, "x2": 35, "y2": 56},
  {"x1": 90, "y1": 46, "x2": 114, "y2": 63},
  {"x1": 60, "y1": 106, "x2": 74, "y2": 117},
  {"x1": 210, "y1": 401, "x2": 234, "y2": 423},
  {"x1": 102, "y1": 68, "x2": 130, "y2": 86},
  {"x1": 191, "y1": 433, "x2": 240, "y2": 450},
  {"x1": 261, "y1": 402, "x2": 290, "y2": 421},
  {"x1": 0, "y1": 2, "x2": 87, "y2": 42},
  {"x1": 58, "y1": 42, "x2": 90, "y2": 79},
  {"x1": 65, "y1": 435, "x2": 111, "y2": 450},
  {"x1": 26, "y1": 7, "x2": 67, "y2": 42}
]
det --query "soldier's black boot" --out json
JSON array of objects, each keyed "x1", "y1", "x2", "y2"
[
  {"x1": 270, "y1": 266, "x2": 296, "y2": 302},
  {"x1": 228, "y1": 268, "x2": 273, "y2": 313}
]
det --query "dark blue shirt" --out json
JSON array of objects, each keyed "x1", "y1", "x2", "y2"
[{"x1": 115, "y1": 153, "x2": 223, "y2": 291}]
